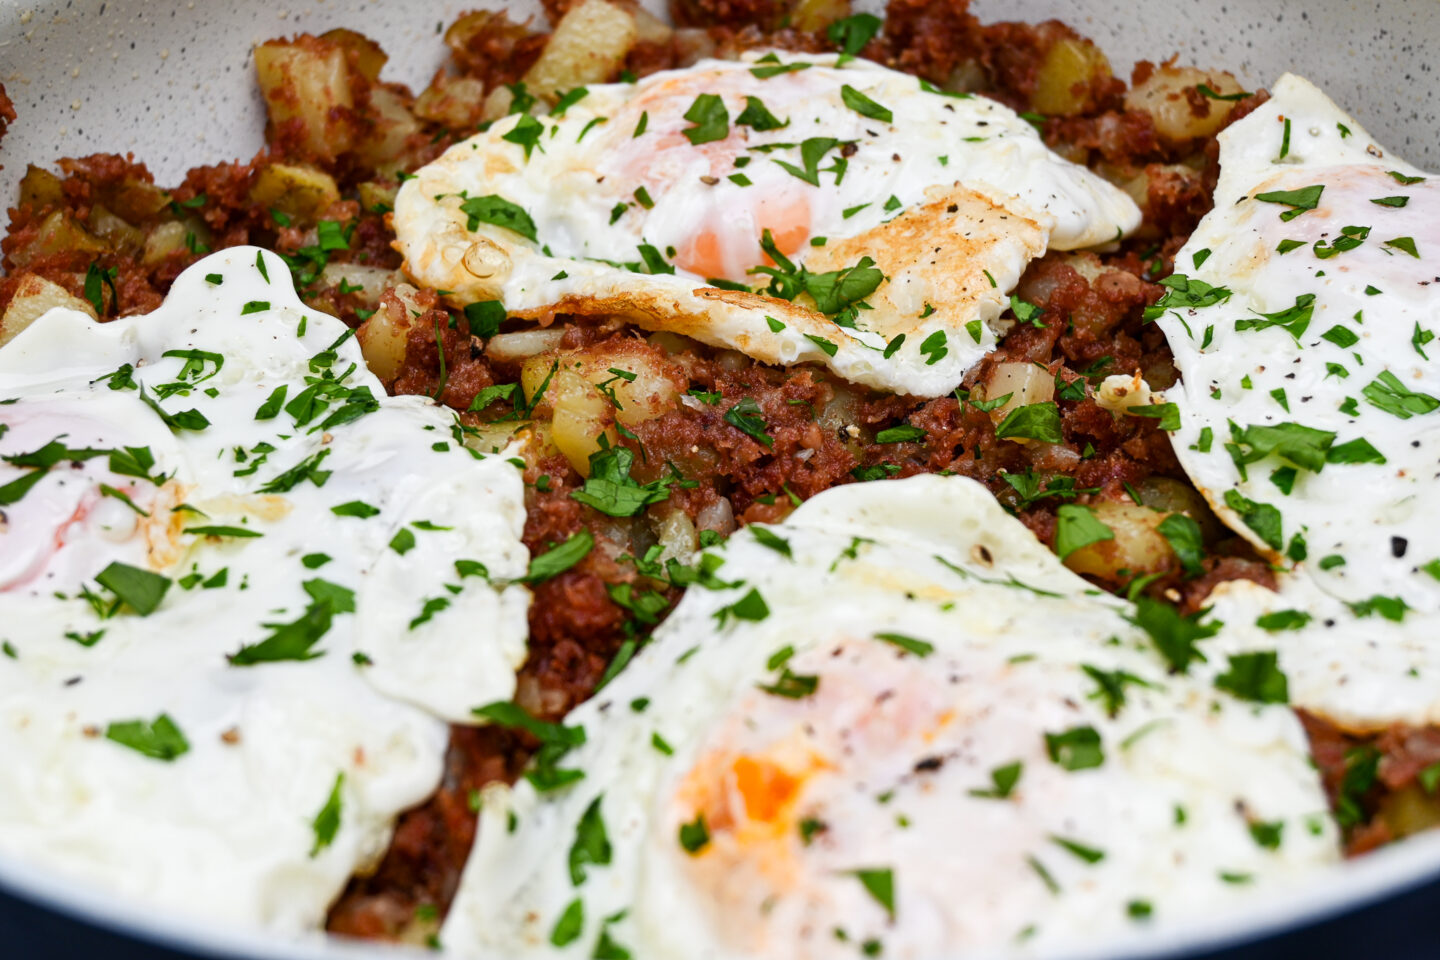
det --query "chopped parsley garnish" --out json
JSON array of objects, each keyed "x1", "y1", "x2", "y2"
[
  {"x1": 309, "y1": 772, "x2": 345, "y2": 856},
  {"x1": 1045, "y1": 725, "x2": 1104, "y2": 771},
  {"x1": 969, "y1": 761, "x2": 1023, "y2": 799},
  {"x1": 840, "y1": 84, "x2": 892, "y2": 123},
  {"x1": 105, "y1": 713, "x2": 189, "y2": 762},
  {"x1": 550, "y1": 900, "x2": 584, "y2": 947},
  {"x1": 571, "y1": 443, "x2": 672, "y2": 517},
  {"x1": 875, "y1": 424, "x2": 926, "y2": 443},
  {"x1": 735, "y1": 96, "x2": 787, "y2": 131},
  {"x1": 751, "y1": 525, "x2": 793, "y2": 558},
  {"x1": 1253, "y1": 184, "x2": 1324, "y2": 221},
  {"x1": 1256, "y1": 609, "x2": 1312, "y2": 631},
  {"x1": 523, "y1": 531, "x2": 595, "y2": 583},
  {"x1": 1157, "y1": 513, "x2": 1205, "y2": 577},
  {"x1": 1053, "y1": 504, "x2": 1113, "y2": 559},
  {"x1": 771, "y1": 137, "x2": 848, "y2": 187},
  {"x1": 1384, "y1": 236, "x2": 1420, "y2": 258},
  {"x1": 569, "y1": 795, "x2": 612, "y2": 884},
  {"x1": 682, "y1": 93, "x2": 730, "y2": 145},
  {"x1": 184, "y1": 524, "x2": 261, "y2": 539},
  {"x1": 918, "y1": 330, "x2": 948, "y2": 365},
  {"x1": 723, "y1": 396, "x2": 774, "y2": 447},
  {"x1": 1235, "y1": 293, "x2": 1314, "y2": 340},
  {"x1": 1362, "y1": 370, "x2": 1440, "y2": 419},
  {"x1": 850, "y1": 868, "x2": 895, "y2": 921},
  {"x1": 1128, "y1": 596, "x2": 1220, "y2": 673},
  {"x1": 1082, "y1": 664, "x2": 1154, "y2": 718},
  {"x1": 827, "y1": 12, "x2": 882, "y2": 54},
  {"x1": 95, "y1": 562, "x2": 170, "y2": 616},
  {"x1": 874, "y1": 632, "x2": 934, "y2": 657},
  {"x1": 1215, "y1": 651, "x2": 1289, "y2": 703},
  {"x1": 1223, "y1": 489, "x2": 1283, "y2": 552},
  {"x1": 1141, "y1": 274, "x2": 1232, "y2": 321},
  {"x1": 994, "y1": 402, "x2": 1063, "y2": 443},
  {"x1": 678, "y1": 813, "x2": 710, "y2": 854},
  {"x1": 228, "y1": 598, "x2": 337, "y2": 666},
  {"x1": 473, "y1": 701, "x2": 587, "y2": 791},
  {"x1": 331, "y1": 500, "x2": 381, "y2": 518},
  {"x1": 716, "y1": 587, "x2": 770, "y2": 628},
  {"x1": 1050, "y1": 835, "x2": 1105, "y2": 864},
  {"x1": 459, "y1": 194, "x2": 538, "y2": 242}
]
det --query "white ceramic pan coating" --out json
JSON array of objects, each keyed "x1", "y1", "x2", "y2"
[{"x1": 1, "y1": 1, "x2": 1440, "y2": 957}]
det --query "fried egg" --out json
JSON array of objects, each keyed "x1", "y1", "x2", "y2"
[
  {"x1": 1155, "y1": 75, "x2": 1440, "y2": 730},
  {"x1": 1158, "y1": 74, "x2": 1440, "y2": 612},
  {"x1": 0, "y1": 248, "x2": 529, "y2": 929},
  {"x1": 394, "y1": 51, "x2": 1140, "y2": 397},
  {"x1": 442, "y1": 476, "x2": 1335, "y2": 960}
]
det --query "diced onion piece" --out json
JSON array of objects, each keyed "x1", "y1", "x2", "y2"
[{"x1": 488, "y1": 328, "x2": 568, "y2": 363}]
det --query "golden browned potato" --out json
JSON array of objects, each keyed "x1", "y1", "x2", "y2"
[
  {"x1": 1063, "y1": 501, "x2": 1176, "y2": 582},
  {"x1": 141, "y1": 221, "x2": 189, "y2": 267},
  {"x1": 413, "y1": 72, "x2": 489, "y2": 129},
  {"x1": 319, "y1": 28, "x2": 388, "y2": 84},
  {"x1": 86, "y1": 205, "x2": 145, "y2": 255},
  {"x1": 353, "y1": 87, "x2": 423, "y2": 173},
  {"x1": 9, "y1": 211, "x2": 108, "y2": 267},
  {"x1": 253, "y1": 37, "x2": 359, "y2": 161},
  {"x1": 18, "y1": 165, "x2": 64, "y2": 209},
  {"x1": 522, "y1": 0, "x2": 638, "y2": 97},
  {"x1": 356, "y1": 285, "x2": 424, "y2": 380},
  {"x1": 1, "y1": 274, "x2": 96, "y2": 348},
  {"x1": 521, "y1": 360, "x2": 617, "y2": 475},
  {"x1": 247, "y1": 163, "x2": 342, "y2": 225},
  {"x1": 1125, "y1": 64, "x2": 1247, "y2": 142},
  {"x1": 788, "y1": 0, "x2": 849, "y2": 31},
  {"x1": 556, "y1": 342, "x2": 684, "y2": 426},
  {"x1": 1032, "y1": 37, "x2": 1113, "y2": 116}
]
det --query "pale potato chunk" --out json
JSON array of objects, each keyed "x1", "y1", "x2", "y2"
[
  {"x1": 522, "y1": 0, "x2": 637, "y2": 97},
  {"x1": 254, "y1": 37, "x2": 358, "y2": 160},
  {"x1": 1, "y1": 274, "x2": 96, "y2": 348},
  {"x1": 1032, "y1": 37, "x2": 1113, "y2": 116},
  {"x1": 1125, "y1": 65, "x2": 1246, "y2": 142},
  {"x1": 1064, "y1": 501, "x2": 1175, "y2": 582}
]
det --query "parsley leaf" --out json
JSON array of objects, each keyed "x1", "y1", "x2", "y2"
[
  {"x1": 105, "y1": 713, "x2": 189, "y2": 761},
  {"x1": 523, "y1": 530, "x2": 594, "y2": 583},
  {"x1": 460, "y1": 194, "x2": 538, "y2": 242},
  {"x1": 1054, "y1": 504, "x2": 1113, "y2": 559},
  {"x1": 1214, "y1": 651, "x2": 1289, "y2": 703},
  {"x1": 682, "y1": 93, "x2": 729, "y2": 145},
  {"x1": 995, "y1": 402, "x2": 1063, "y2": 443},
  {"x1": 724, "y1": 397, "x2": 774, "y2": 447},
  {"x1": 840, "y1": 84, "x2": 892, "y2": 123},
  {"x1": 309, "y1": 772, "x2": 345, "y2": 856},
  {"x1": 571, "y1": 443, "x2": 672, "y2": 517}
]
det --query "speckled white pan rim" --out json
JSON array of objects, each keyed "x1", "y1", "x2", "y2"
[
  {"x1": 2, "y1": 0, "x2": 1440, "y2": 957},
  {"x1": 2, "y1": 828, "x2": 1440, "y2": 960}
]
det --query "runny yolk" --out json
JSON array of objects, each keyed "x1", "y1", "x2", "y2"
[
  {"x1": 672, "y1": 192, "x2": 812, "y2": 281},
  {"x1": 732, "y1": 755, "x2": 805, "y2": 824}
]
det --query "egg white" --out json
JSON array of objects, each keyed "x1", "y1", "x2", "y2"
[
  {"x1": 0, "y1": 248, "x2": 529, "y2": 929},
  {"x1": 442, "y1": 476, "x2": 1335, "y2": 960},
  {"x1": 1156, "y1": 74, "x2": 1440, "y2": 729},
  {"x1": 394, "y1": 51, "x2": 1140, "y2": 397}
]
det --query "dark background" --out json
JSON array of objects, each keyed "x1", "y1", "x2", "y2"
[{"x1": 2, "y1": 873, "x2": 1438, "y2": 960}]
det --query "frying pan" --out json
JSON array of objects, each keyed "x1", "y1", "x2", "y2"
[{"x1": 1, "y1": 0, "x2": 1439, "y2": 957}]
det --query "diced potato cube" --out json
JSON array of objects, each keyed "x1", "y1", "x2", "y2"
[
  {"x1": 1063, "y1": 501, "x2": 1175, "y2": 582},
  {"x1": 9, "y1": 211, "x2": 108, "y2": 267},
  {"x1": 1032, "y1": 37, "x2": 1113, "y2": 116},
  {"x1": 247, "y1": 163, "x2": 342, "y2": 225},
  {"x1": 18, "y1": 165, "x2": 64, "y2": 209},
  {"x1": 1125, "y1": 65, "x2": 1247, "y2": 142},
  {"x1": 1, "y1": 274, "x2": 96, "y2": 348},
  {"x1": 788, "y1": 0, "x2": 850, "y2": 34},
  {"x1": 414, "y1": 72, "x2": 488, "y2": 129},
  {"x1": 522, "y1": 0, "x2": 637, "y2": 97},
  {"x1": 319, "y1": 28, "x2": 389, "y2": 83},
  {"x1": 254, "y1": 37, "x2": 358, "y2": 160}
]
